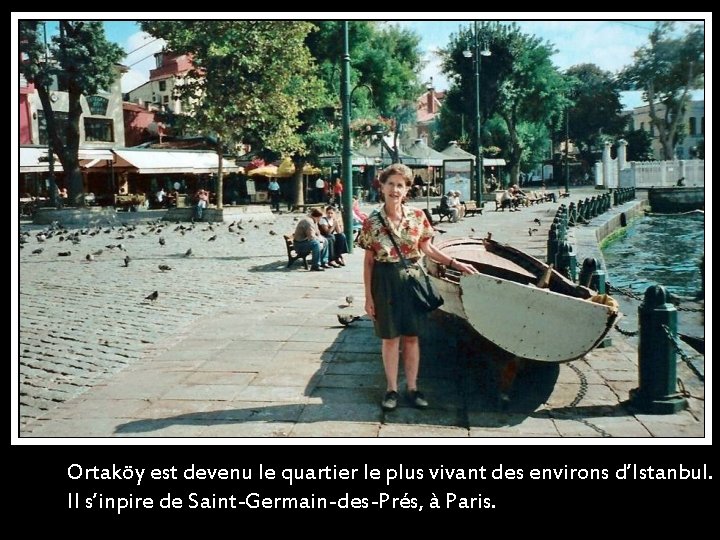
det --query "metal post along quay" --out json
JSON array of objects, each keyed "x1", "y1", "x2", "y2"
[{"x1": 341, "y1": 22, "x2": 353, "y2": 253}]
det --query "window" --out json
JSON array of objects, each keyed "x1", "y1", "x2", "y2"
[
  {"x1": 689, "y1": 117, "x2": 696, "y2": 136},
  {"x1": 84, "y1": 118, "x2": 114, "y2": 142},
  {"x1": 159, "y1": 80, "x2": 167, "y2": 92},
  {"x1": 38, "y1": 111, "x2": 69, "y2": 146},
  {"x1": 163, "y1": 95, "x2": 169, "y2": 104}
]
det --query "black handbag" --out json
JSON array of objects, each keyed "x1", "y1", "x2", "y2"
[{"x1": 377, "y1": 214, "x2": 444, "y2": 312}]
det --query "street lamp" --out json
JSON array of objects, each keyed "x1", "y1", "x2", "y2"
[{"x1": 463, "y1": 21, "x2": 491, "y2": 207}]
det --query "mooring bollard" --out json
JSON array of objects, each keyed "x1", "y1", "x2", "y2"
[
  {"x1": 555, "y1": 241, "x2": 577, "y2": 282},
  {"x1": 630, "y1": 285, "x2": 688, "y2": 414},
  {"x1": 547, "y1": 224, "x2": 559, "y2": 266},
  {"x1": 579, "y1": 257, "x2": 598, "y2": 288}
]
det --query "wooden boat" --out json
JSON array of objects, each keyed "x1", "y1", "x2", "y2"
[
  {"x1": 648, "y1": 186, "x2": 704, "y2": 213},
  {"x1": 426, "y1": 237, "x2": 619, "y2": 363}
]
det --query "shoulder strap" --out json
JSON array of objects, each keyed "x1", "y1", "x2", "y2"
[{"x1": 376, "y1": 213, "x2": 410, "y2": 272}]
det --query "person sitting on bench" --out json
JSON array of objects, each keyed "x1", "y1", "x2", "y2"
[
  {"x1": 293, "y1": 208, "x2": 330, "y2": 271},
  {"x1": 440, "y1": 192, "x2": 459, "y2": 222}
]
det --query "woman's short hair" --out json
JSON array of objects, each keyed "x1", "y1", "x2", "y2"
[
  {"x1": 310, "y1": 208, "x2": 324, "y2": 218},
  {"x1": 379, "y1": 163, "x2": 413, "y2": 187}
]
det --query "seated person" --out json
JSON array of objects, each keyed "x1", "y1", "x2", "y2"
[
  {"x1": 499, "y1": 188, "x2": 517, "y2": 211},
  {"x1": 352, "y1": 196, "x2": 368, "y2": 223},
  {"x1": 440, "y1": 192, "x2": 460, "y2": 222},
  {"x1": 451, "y1": 191, "x2": 465, "y2": 219},
  {"x1": 293, "y1": 208, "x2": 330, "y2": 271},
  {"x1": 320, "y1": 206, "x2": 348, "y2": 266}
]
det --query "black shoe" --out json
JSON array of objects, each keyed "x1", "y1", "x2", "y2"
[
  {"x1": 407, "y1": 390, "x2": 429, "y2": 409},
  {"x1": 381, "y1": 391, "x2": 399, "y2": 411},
  {"x1": 310, "y1": 265, "x2": 325, "y2": 271}
]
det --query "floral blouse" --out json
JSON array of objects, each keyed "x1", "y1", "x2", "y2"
[{"x1": 357, "y1": 205, "x2": 434, "y2": 262}]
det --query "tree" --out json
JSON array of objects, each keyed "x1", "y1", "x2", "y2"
[
  {"x1": 561, "y1": 64, "x2": 626, "y2": 169},
  {"x1": 620, "y1": 22, "x2": 704, "y2": 159},
  {"x1": 622, "y1": 128, "x2": 654, "y2": 162},
  {"x1": 141, "y1": 21, "x2": 321, "y2": 208},
  {"x1": 19, "y1": 21, "x2": 124, "y2": 206},
  {"x1": 439, "y1": 22, "x2": 570, "y2": 182}
]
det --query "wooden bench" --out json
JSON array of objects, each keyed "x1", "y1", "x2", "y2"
[
  {"x1": 283, "y1": 235, "x2": 310, "y2": 269},
  {"x1": 431, "y1": 206, "x2": 453, "y2": 222},
  {"x1": 463, "y1": 200, "x2": 483, "y2": 216},
  {"x1": 291, "y1": 203, "x2": 326, "y2": 213}
]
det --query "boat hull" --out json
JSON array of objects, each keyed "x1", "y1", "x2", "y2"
[
  {"x1": 427, "y1": 237, "x2": 618, "y2": 363},
  {"x1": 648, "y1": 186, "x2": 704, "y2": 213}
]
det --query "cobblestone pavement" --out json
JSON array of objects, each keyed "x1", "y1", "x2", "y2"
[
  {"x1": 16, "y1": 189, "x2": 705, "y2": 437},
  {"x1": 18, "y1": 211, "x2": 310, "y2": 430}
]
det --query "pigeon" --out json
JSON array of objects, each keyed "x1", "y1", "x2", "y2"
[
  {"x1": 58, "y1": 251, "x2": 72, "y2": 256},
  {"x1": 208, "y1": 235, "x2": 217, "y2": 242},
  {"x1": 337, "y1": 314, "x2": 362, "y2": 326},
  {"x1": 32, "y1": 248, "x2": 44, "y2": 255},
  {"x1": 269, "y1": 230, "x2": 277, "y2": 235},
  {"x1": 159, "y1": 237, "x2": 166, "y2": 246},
  {"x1": 345, "y1": 295, "x2": 354, "y2": 306},
  {"x1": 92, "y1": 249, "x2": 104, "y2": 256},
  {"x1": 534, "y1": 218, "x2": 542, "y2": 226},
  {"x1": 144, "y1": 291, "x2": 159, "y2": 302},
  {"x1": 184, "y1": 248, "x2": 193, "y2": 257},
  {"x1": 158, "y1": 264, "x2": 172, "y2": 272},
  {"x1": 123, "y1": 255, "x2": 131, "y2": 267},
  {"x1": 528, "y1": 228, "x2": 533, "y2": 236},
  {"x1": 86, "y1": 254, "x2": 95, "y2": 262},
  {"x1": 435, "y1": 228, "x2": 447, "y2": 234},
  {"x1": 240, "y1": 237, "x2": 245, "y2": 243}
]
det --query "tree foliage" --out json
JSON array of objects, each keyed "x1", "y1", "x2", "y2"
[
  {"x1": 19, "y1": 20, "x2": 124, "y2": 205},
  {"x1": 620, "y1": 22, "x2": 704, "y2": 159},
  {"x1": 141, "y1": 20, "x2": 321, "y2": 207},
  {"x1": 439, "y1": 22, "x2": 570, "y2": 182},
  {"x1": 559, "y1": 64, "x2": 626, "y2": 168}
]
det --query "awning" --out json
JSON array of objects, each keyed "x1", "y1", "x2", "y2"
[
  {"x1": 108, "y1": 149, "x2": 241, "y2": 174},
  {"x1": 20, "y1": 147, "x2": 64, "y2": 173},
  {"x1": 483, "y1": 158, "x2": 506, "y2": 167},
  {"x1": 401, "y1": 139, "x2": 447, "y2": 166}
]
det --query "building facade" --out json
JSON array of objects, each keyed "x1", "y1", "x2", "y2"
[
  {"x1": 629, "y1": 100, "x2": 704, "y2": 159},
  {"x1": 20, "y1": 64, "x2": 127, "y2": 149},
  {"x1": 126, "y1": 51, "x2": 192, "y2": 115}
]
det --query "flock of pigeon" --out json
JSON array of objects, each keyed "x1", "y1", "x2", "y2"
[{"x1": 19, "y1": 216, "x2": 282, "y2": 305}]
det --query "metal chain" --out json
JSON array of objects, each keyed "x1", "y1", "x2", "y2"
[
  {"x1": 614, "y1": 323, "x2": 639, "y2": 337},
  {"x1": 606, "y1": 282, "x2": 644, "y2": 301},
  {"x1": 567, "y1": 363, "x2": 612, "y2": 437},
  {"x1": 676, "y1": 377, "x2": 705, "y2": 401},
  {"x1": 661, "y1": 324, "x2": 705, "y2": 382},
  {"x1": 606, "y1": 282, "x2": 704, "y2": 312}
]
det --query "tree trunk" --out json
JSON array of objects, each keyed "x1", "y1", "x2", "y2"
[
  {"x1": 502, "y1": 112, "x2": 522, "y2": 187},
  {"x1": 63, "y1": 82, "x2": 84, "y2": 206},
  {"x1": 292, "y1": 157, "x2": 306, "y2": 209},
  {"x1": 216, "y1": 140, "x2": 224, "y2": 209}
]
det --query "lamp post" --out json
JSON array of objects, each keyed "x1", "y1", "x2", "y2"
[
  {"x1": 564, "y1": 107, "x2": 570, "y2": 194},
  {"x1": 340, "y1": 21, "x2": 353, "y2": 253},
  {"x1": 43, "y1": 22, "x2": 58, "y2": 207},
  {"x1": 463, "y1": 21, "x2": 491, "y2": 207}
]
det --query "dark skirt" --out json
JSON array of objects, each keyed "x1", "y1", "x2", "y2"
[{"x1": 371, "y1": 261, "x2": 426, "y2": 339}]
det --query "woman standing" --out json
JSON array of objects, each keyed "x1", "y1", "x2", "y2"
[{"x1": 357, "y1": 164, "x2": 478, "y2": 411}]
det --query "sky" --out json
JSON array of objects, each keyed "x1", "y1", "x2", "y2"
[{"x1": 31, "y1": 15, "x2": 708, "y2": 108}]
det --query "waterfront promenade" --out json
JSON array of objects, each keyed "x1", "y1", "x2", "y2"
[{"x1": 16, "y1": 187, "x2": 705, "y2": 438}]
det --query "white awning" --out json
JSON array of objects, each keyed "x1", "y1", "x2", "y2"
[
  {"x1": 20, "y1": 147, "x2": 63, "y2": 173},
  {"x1": 78, "y1": 148, "x2": 114, "y2": 160},
  {"x1": 110, "y1": 149, "x2": 241, "y2": 174},
  {"x1": 483, "y1": 158, "x2": 506, "y2": 167}
]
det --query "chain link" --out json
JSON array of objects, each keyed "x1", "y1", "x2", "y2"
[
  {"x1": 567, "y1": 363, "x2": 612, "y2": 437},
  {"x1": 606, "y1": 282, "x2": 704, "y2": 312},
  {"x1": 661, "y1": 324, "x2": 705, "y2": 382},
  {"x1": 614, "y1": 323, "x2": 639, "y2": 337}
]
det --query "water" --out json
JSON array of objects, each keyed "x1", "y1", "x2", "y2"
[{"x1": 602, "y1": 213, "x2": 704, "y2": 298}]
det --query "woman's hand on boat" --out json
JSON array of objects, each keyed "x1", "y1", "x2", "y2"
[{"x1": 454, "y1": 261, "x2": 479, "y2": 274}]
